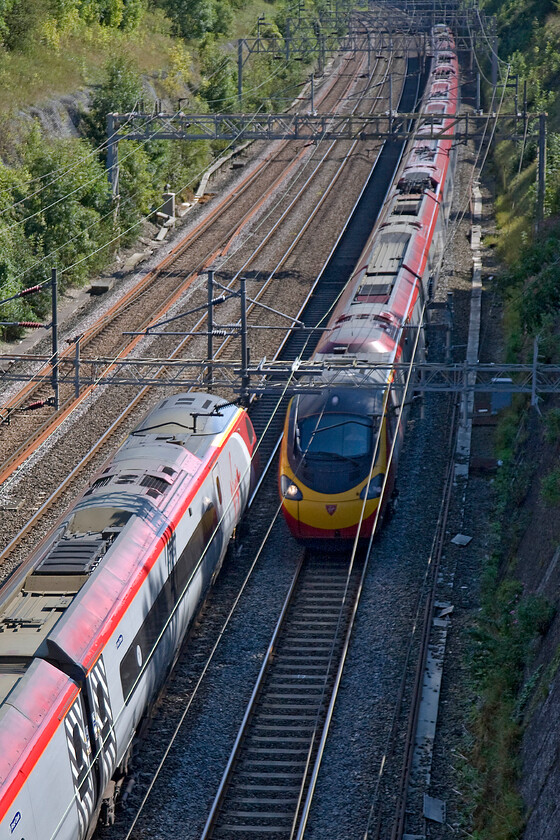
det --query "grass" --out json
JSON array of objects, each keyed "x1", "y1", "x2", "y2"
[
  {"x1": 492, "y1": 152, "x2": 536, "y2": 264},
  {"x1": 0, "y1": 11, "x2": 178, "y2": 115},
  {"x1": 230, "y1": 0, "x2": 279, "y2": 39},
  {"x1": 543, "y1": 407, "x2": 560, "y2": 443}
]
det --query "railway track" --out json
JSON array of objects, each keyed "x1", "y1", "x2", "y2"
[
  {"x1": 0, "y1": 42, "x2": 404, "y2": 577},
  {"x1": 0, "y1": 19, "x2": 482, "y2": 840},
  {"x1": 201, "y1": 551, "x2": 366, "y2": 840},
  {"x1": 88, "y1": 48, "x2": 439, "y2": 840},
  {"x1": 107, "y1": 386, "x2": 460, "y2": 840},
  {"x1": 362, "y1": 393, "x2": 460, "y2": 840}
]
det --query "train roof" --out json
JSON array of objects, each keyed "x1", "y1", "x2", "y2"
[
  {"x1": 0, "y1": 392, "x2": 245, "y2": 686},
  {"x1": 308, "y1": 31, "x2": 458, "y2": 381},
  {"x1": 132, "y1": 392, "x2": 239, "y2": 441}
]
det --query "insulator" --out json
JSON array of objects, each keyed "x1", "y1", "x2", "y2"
[{"x1": 18, "y1": 284, "x2": 44, "y2": 298}]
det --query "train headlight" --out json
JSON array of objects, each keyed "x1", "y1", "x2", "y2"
[
  {"x1": 281, "y1": 475, "x2": 303, "y2": 501},
  {"x1": 360, "y1": 473, "x2": 384, "y2": 500}
]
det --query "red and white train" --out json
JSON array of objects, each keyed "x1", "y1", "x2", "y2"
[
  {"x1": 0, "y1": 392, "x2": 256, "y2": 840},
  {"x1": 279, "y1": 26, "x2": 459, "y2": 547}
]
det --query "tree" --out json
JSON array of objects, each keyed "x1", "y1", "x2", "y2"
[
  {"x1": 155, "y1": 0, "x2": 225, "y2": 39},
  {"x1": 82, "y1": 55, "x2": 145, "y2": 150},
  {"x1": 22, "y1": 133, "x2": 113, "y2": 289}
]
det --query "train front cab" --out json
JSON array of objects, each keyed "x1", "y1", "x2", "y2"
[{"x1": 279, "y1": 389, "x2": 391, "y2": 548}]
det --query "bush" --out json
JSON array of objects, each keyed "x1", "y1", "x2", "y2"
[
  {"x1": 20, "y1": 129, "x2": 112, "y2": 288},
  {"x1": 541, "y1": 467, "x2": 560, "y2": 505},
  {"x1": 82, "y1": 55, "x2": 145, "y2": 151},
  {"x1": 466, "y1": 579, "x2": 554, "y2": 840},
  {"x1": 544, "y1": 408, "x2": 560, "y2": 443},
  {"x1": 2, "y1": 0, "x2": 51, "y2": 50}
]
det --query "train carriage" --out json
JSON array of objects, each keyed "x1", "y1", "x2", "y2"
[
  {"x1": 0, "y1": 392, "x2": 256, "y2": 840},
  {"x1": 278, "y1": 27, "x2": 459, "y2": 548}
]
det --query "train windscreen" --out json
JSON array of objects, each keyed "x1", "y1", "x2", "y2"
[{"x1": 298, "y1": 414, "x2": 374, "y2": 459}]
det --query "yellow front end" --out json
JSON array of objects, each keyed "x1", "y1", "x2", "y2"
[{"x1": 279, "y1": 411, "x2": 389, "y2": 544}]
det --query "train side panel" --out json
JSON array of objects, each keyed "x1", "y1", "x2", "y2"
[
  {"x1": 39, "y1": 409, "x2": 255, "y2": 794},
  {"x1": 0, "y1": 394, "x2": 257, "y2": 838},
  {"x1": 0, "y1": 661, "x2": 92, "y2": 840}
]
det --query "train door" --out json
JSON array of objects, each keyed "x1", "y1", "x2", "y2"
[
  {"x1": 63, "y1": 696, "x2": 96, "y2": 840},
  {"x1": 87, "y1": 655, "x2": 117, "y2": 798}
]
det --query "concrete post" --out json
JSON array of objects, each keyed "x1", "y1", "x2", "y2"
[
  {"x1": 207, "y1": 270, "x2": 214, "y2": 388},
  {"x1": 240, "y1": 278, "x2": 249, "y2": 404},
  {"x1": 106, "y1": 113, "x2": 119, "y2": 201}
]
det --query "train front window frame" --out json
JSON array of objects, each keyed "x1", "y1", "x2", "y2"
[{"x1": 297, "y1": 414, "x2": 374, "y2": 459}]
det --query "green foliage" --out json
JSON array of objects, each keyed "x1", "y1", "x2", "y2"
[
  {"x1": 541, "y1": 466, "x2": 560, "y2": 505},
  {"x1": 78, "y1": 0, "x2": 146, "y2": 29},
  {"x1": 155, "y1": 0, "x2": 229, "y2": 39},
  {"x1": 0, "y1": 0, "x2": 339, "y2": 341},
  {"x1": 0, "y1": 128, "x2": 115, "y2": 338},
  {"x1": 466, "y1": 571, "x2": 554, "y2": 840},
  {"x1": 0, "y1": 225, "x2": 36, "y2": 338},
  {"x1": 160, "y1": 41, "x2": 192, "y2": 101},
  {"x1": 482, "y1": 0, "x2": 558, "y2": 56},
  {"x1": 198, "y1": 39, "x2": 237, "y2": 111},
  {"x1": 471, "y1": 583, "x2": 553, "y2": 688},
  {"x1": 2, "y1": 0, "x2": 52, "y2": 50},
  {"x1": 543, "y1": 407, "x2": 560, "y2": 442},
  {"x1": 0, "y1": 0, "x2": 145, "y2": 48},
  {"x1": 82, "y1": 55, "x2": 144, "y2": 149},
  {"x1": 458, "y1": 336, "x2": 556, "y2": 839},
  {"x1": 22, "y1": 131, "x2": 113, "y2": 288}
]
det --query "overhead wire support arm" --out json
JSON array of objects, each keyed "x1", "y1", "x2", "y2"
[
  {"x1": 4, "y1": 358, "x2": 560, "y2": 399},
  {"x1": 106, "y1": 111, "x2": 544, "y2": 145}
]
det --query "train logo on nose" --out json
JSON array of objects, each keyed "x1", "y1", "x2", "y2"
[{"x1": 326, "y1": 505, "x2": 337, "y2": 515}]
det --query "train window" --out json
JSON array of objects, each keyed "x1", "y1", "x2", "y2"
[
  {"x1": 216, "y1": 477, "x2": 222, "y2": 505},
  {"x1": 243, "y1": 415, "x2": 255, "y2": 445},
  {"x1": 68, "y1": 507, "x2": 132, "y2": 535},
  {"x1": 72, "y1": 724, "x2": 85, "y2": 775},
  {"x1": 298, "y1": 414, "x2": 372, "y2": 459},
  {"x1": 120, "y1": 501, "x2": 221, "y2": 703},
  {"x1": 97, "y1": 682, "x2": 108, "y2": 724}
]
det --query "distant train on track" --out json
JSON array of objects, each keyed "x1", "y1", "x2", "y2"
[
  {"x1": 0, "y1": 392, "x2": 256, "y2": 840},
  {"x1": 279, "y1": 25, "x2": 459, "y2": 548}
]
